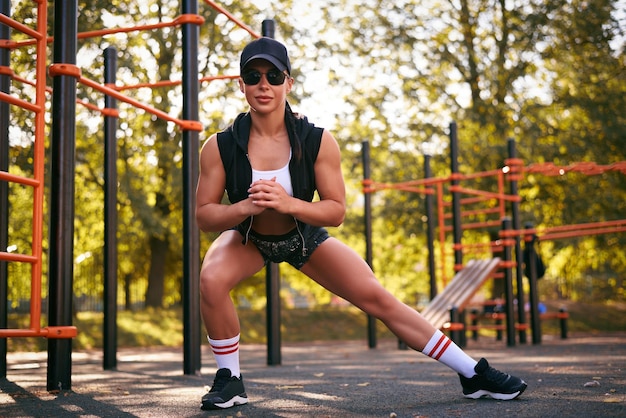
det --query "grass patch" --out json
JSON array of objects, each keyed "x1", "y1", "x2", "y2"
[{"x1": 4, "y1": 300, "x2": 625, "y2": 352}]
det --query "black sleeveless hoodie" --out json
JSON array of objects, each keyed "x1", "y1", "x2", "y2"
[{"x1": 216, "y1": 111, "x2": 324, "y2": 244}]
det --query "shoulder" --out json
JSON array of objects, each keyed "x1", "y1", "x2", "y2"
[
  {"x1": 201, "y1": 133, "x2": 218, "y2": 153},
  {"x1": 200, "y1": 133, "x2": 222, "y2": 166},
  {"x1": 293, "y1": 114, "x2": 324, "y2": 157},
  {"x1": 318, "y1": 129, "x2": 341, "y2": 160}
]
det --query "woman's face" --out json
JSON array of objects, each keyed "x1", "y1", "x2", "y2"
[{"x1": 239, "y1": 59, "x2": 293, "y2": 115}]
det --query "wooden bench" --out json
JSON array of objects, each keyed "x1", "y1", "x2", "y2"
[{"x1": 420, "y1": 258, "x2": 502, "y2": 331}]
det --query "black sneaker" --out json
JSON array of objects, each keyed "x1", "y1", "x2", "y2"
[
  {"x1": 459, "y1": 358, "x2": 527, "y2": 400},
  {"x1": 201, "y1": 368, "x2": 248, "y2": 410}
]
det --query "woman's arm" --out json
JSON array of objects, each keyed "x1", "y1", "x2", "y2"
[{"x1": 195, "y1": 134, "x2": 264, "y2": 232}]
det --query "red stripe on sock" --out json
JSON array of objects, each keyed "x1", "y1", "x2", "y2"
[
  {"x1": 212, "y1": 346, "x2": 239, "y2": 355},
  {"x1": 427, "y1": 335, "x2": 447, "y2": 357},
  {"x1": 211, "y1": 341, "x2": 239, "y2": 355},
  {"x1": 433, "y1": 338, "x2": 452, "y2": 360}
]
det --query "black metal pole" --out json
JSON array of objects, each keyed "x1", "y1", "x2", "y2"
[
  {"x1": 525, "y1": 222, "x2": 542, "y2": 344},
  {"x1": 103, "y1": 46, "x2": 118, "y2": 370},
  {"x1": 47, "y1": 0, "x2": 78, "y2": 391},
  {"x1": 501, "y1": 217, "x2": 516, "y2": 347},
  {"x1": 181, "y1": 0, "x2": 201, "y2": 375},
  {"x1": 265, "y1": 262, "x2": 281, "y2": 365},
  {"x1": 424, "y1": 154, "x2": 437, "y2": 300},
  {"x1": 260, "y1": 18, "x2": 282, "y2": 366},
  {"x1": 0, "y1": 0, "x2": 11, "y2": 379},
  {"x1": 261, "y1": 18, "x2": 275, "y2": 38},
  {"x1": 362, "y1": 140, "x2": 377, "y2": 348},
  {"x1": 449, "y1": 122, "x2": 463, "y2": 271},
  {"x1": 508, "y1": 138, "x2": 526, "y2": 343}
]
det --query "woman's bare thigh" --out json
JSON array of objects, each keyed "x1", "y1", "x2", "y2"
[
  {"x1": 201, "y1": 230, "x2": 266, "y2": 289},
  {"x1": 300, "y1": 238, "x2": 394, "y2": 310}
]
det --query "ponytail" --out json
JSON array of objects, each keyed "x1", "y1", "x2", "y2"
[{"x1": 284, "y1": 101, "x2": 303, "y2": 161}]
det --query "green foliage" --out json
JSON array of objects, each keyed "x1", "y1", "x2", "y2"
[{"x1": 4, "y1": 0, "x2": 625, "y2": 314}]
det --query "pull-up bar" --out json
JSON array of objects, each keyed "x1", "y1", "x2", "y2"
[
  {"x1": 203, "y1": 0, "x2": 259, "y2": 37},
  {"x1": 49, "y1": 63, "x2": 203, "y2": 132},
  {"x1": 0, "y1": 14, "x2": 205, "y2": 49}
]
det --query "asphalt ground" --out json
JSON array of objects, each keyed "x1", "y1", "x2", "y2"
[{"x1": 1, "y1": 332, "x2": 625, "y2": 417}]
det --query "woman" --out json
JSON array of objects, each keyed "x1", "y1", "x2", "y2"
[{"x1": 195, "y1": 37, "x2": 527, "y2": 411}]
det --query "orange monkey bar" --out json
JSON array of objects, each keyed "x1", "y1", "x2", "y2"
[
  {"x1": 118, "y1": 74, "x2": 241, "y2": 92},
  {"x1": 0, "y1": 14, "x2": 205, "y2": 49},
  {"x1": 534, "y1": 219, "x2": 626, "y2": 241},
  {"x1": 362, "y1": 157, "x2": 626, "y2": 284},
  {"x1": 1, "y1": 65, "x2": 116, "y2": 115},
  {"x1": 203, "y1": 0, "x2": 260, "y2": 38},
  {"x1": 47, "y1": 63, "x2": 203, "y2": 132}
]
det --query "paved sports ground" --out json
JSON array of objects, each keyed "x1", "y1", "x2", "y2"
[{"x1": 1, "y1": 332, "x2": 625, "y2": 417}]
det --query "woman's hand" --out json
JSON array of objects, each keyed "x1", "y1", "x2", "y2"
[{"x1": 247, "y1": 177, "x2": 292, "y2": 214}]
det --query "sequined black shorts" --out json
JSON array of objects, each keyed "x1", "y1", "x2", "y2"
[{"x1": 235, "y1": 225, "x2": 329, "y2": 270}]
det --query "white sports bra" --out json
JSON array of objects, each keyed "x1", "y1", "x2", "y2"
[{"x1": 251, "y1": 152, "x2": 293, "y2": 196}]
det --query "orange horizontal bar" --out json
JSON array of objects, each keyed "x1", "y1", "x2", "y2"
[
  {"x1": 495, "y1": 238, "x2": 516, "y2": 247},
  {"x1": 542, "y1": 219, "x2": 626, "y2": 234},
  {"x1": 0, "y1": 90, "x2": 42, "y2": 112},
  {"x1": 6, "y1": 65, "x2": 113, "y2": 115},
  {"x1": 179, "y1": 120, "x2": 204, "y2": 131},
  {"x1": 3, "y1": 14, "x2": 205, "y2": 49},
  {"x1": 109, "y1": 74, "x2": 239, "y2": 93},
  {"x1": 524, "y1": 161, "x2": 626, "y2": 176},
  {"x1": 101, "y1": 107, "x2": 120, "y2": 117},
  {"x1": 442, "y1": 322, "x2": 465, "y2": 331},
  {"x1": 540, "y1": 226, "x2": 626, "y2": 241},
  {"x1": 0, "y1": 251, "x2": 37, "y2": 263},
  {"x1": 0, "y1": 170, "x2": 40, "y2": 187},
  {"x1": 0, "y1": 326, "x2": 77, "y2": 339},
  {"x1": 46, "y1": 326, "x2": 78, "y2": 339},
  {"x1": 449, "y1": 185, "x2": 521, "y2": 202},
  {"x1": 0, "y1": 65, "x2": 13, "y2": 76},
  {"x1": 78, "y1": 74, "x2": 203, "y2": 131},
  {"x1": 0, "y1": 13, "x2": 44, "y2": 41},
  {"x1": 459, "y1": 169, "x2": 503, "y2": 180},
  {"x1": 77, "y1": 14, "x2": 204, "y2": 40},
  {"x1": 202, "y1": 0, "x2": 260, "y2": 38},
  {"x1": 462, "y1": 220, "x2": 502, "y2": 230},
  {"x1": 498, "y1": 260, "x2": 516, "y2": 268},
  {"x1": 200, "y1": 74, "x2": 240, "y2": 83}
]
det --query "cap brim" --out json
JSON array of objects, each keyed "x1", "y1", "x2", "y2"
[{"x1": 241, "y1": 54, "x2": 288, "y2": 73}]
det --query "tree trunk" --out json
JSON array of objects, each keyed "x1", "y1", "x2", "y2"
[{"x1": 145, "y1": 235, "x2": 168, "y2": 308}]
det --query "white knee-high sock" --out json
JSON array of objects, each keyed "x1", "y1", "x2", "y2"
[
  {"x1": 208, "y1": 334, "x2": 240, "y2": 378},
  {"x1": 422, "y1": 329, "x2": 477, "y2": 378}
]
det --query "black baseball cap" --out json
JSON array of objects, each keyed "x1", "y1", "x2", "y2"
[{"x1": 240, "y1": 37, "x2": 291, "y2": 74}]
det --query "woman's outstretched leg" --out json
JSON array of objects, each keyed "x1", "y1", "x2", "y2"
[{"x1": 301, "y1": 238, "x2": 527, "y2": 400}]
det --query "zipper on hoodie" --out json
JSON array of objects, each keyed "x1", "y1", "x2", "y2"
[
  {"x1": 242, "y1": 153, "x2": 253, "y2": 245},
  {"x1": 294, "y1": 218, "x2": 306, "y2": 256}
]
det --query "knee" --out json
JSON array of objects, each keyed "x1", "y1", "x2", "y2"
[
  {"x1": 199, "y1": 264, "x2": 231, "y2": 307},
  {"x1": 359, "y1": 288, "x2": 399, "y2": 319}
]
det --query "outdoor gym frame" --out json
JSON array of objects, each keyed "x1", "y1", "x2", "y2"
[
  {"x1": 1, "y1": 0, "x2": 625, "y2": 394},
  {"x1": 0, "y1": 0, "x2": 271, "y2": 391},
  {"x1": 362, "y1": 121, "x2": 626, "y2": 348}
]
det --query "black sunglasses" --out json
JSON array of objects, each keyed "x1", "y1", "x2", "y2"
[{"x1": 241, "y1": 69, "x2": 287, "y2": 86}]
